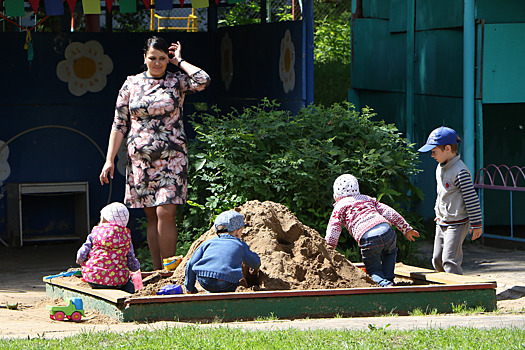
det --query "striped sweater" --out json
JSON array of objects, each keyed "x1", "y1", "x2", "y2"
[
  {"x1": 435, "y1": 155, "x2": 482, "y2": 228},
  {"x1": 325, "y1": 194, "x2": 413, "y2": 248}
]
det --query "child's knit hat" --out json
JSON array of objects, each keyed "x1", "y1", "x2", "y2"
[
  {"x1": 100, "y1": 202, "x2": 129, "y2": 227},
  {"x1": 333, "y1": 174, "x2": 360, "y2": 200},
  {"x1": 214, "y1": 210, "x2": 247, "y2": 233}
]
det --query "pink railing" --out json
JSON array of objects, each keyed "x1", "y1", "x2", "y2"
[
  {"x1": 474, "y1": 164, "x2": 525, "y2": 192},
  {"x1": 474, "y1": 164, "x2": 525, "y2": 242}
]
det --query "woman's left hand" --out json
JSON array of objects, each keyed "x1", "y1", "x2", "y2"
[{"x1": 168, "y1": 41, "x2": 182, "y2": 65}]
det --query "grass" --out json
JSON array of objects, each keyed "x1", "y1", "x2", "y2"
[
  {"x1": 408, "y1": 306, "x2": 439, "y2": 316},
  {"x1": 451, "y1": 303, "x2": 487, "y2": 315},
  {"x1": 1, "y1": 326, "x2": 524, "y2": 349},
  {"x1": 255, "y1": 312, "x2": 279, "y2": 321}
]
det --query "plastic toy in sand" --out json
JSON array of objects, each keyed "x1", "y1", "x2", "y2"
[
  {"x1": 163, "y1": 256, "x2": 183, "y2": 271},
  {"x1": 157, "y1": 284, "x2": 183, "y2": 295},
  {"x1": 47, "y1": 297, "x2": 85, "y2": 321}
]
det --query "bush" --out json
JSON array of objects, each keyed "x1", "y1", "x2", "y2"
[
  {"x1": 314, "y1": 17, "x2": 351, "y2": 65},
  {"x1": 175, "y1": 100, "x2": 423, "y2": 263}
]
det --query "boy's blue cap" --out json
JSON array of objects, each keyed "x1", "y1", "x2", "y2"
[
  {"x1": 418, "y1": 126, "x2": 460, "y2": 152},
  {"x1": 214, "y1": 211, "x2": 247, "y2": 233}
]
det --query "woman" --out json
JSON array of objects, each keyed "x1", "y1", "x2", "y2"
[{"x1": 100, "y1": 36, "x2": 211, "y2": 270}]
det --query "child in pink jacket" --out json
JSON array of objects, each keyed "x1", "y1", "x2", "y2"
[
  {"x1": 326, "y1": 174, "x2": 419, "y2": 287},
  {"x1": 77, "y1": 202, "x2": 140, "y2": 293}
]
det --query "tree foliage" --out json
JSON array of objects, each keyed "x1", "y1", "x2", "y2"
[{"x1": 175, "y1": 100, "x2": 423, "y2": 263}]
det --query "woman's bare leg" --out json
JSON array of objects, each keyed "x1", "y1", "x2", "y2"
[
  {"x1": 144, "y1": 204, "x2": 178, "y2": 270},
  {"x1": 144, "y1": 207, "x2": 162, "y2": 270},
  {"x1": 156, "y1": 204, "x2": 178, "y2": 260}
]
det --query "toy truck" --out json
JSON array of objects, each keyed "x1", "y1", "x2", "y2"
[{"x1": 47, "y1": 297, "x2": 85, "y2": 321}]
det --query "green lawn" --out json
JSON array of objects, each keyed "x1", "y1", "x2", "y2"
[{"x1": 1, "y1": 326, "x2": 524, "y2": 349}]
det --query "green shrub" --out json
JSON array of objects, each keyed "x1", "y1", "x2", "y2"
[
  {"x1": 175, "y1": 99, "x2": 423, "y2": 263},
  {"x1": 313, "y1": 16, "x2": 352, "y2": 106},
  {"x1": 314, "y1": 17, "x2": 352, "y2": 65}
]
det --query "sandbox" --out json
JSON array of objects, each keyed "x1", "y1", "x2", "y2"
[
  {"x1": 44, "y1": 200, "x2": 496, "y2": 322},
  {"x1": 44, "y1": 265, "x2": 496, "y2": 322}
]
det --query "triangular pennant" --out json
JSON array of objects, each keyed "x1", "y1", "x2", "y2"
[
  {"x1": 191, "y1": 0, "x2": 208, "y2": 8},
  {"x1": 5, "y1": 0, "x2": 25, "y2": 16},
  {"x1": 82, "y1": 0, "x2": 101, "y2": 14},
  {"x1": 156, "y1": 0, "x2": 172, "y2": 10},
  {"x1": 215, "y1": 0, "x2": 218, "y2": 4},
  {"x1": 66, "y1": 0, "x2": 76, "y2": 15},
  {"x1": 44, "y1": 0, "x2": 65, "y2": 15},
  {"x1": 141, "y1": 0, "x2": 151, "y2": 10},
  {"x1": 179, "y1": 0, "x2": 184, "y2": 7},
  {"x1": 29, "y1": 0, "x2": 40, "y2": 13},
  {"x1": 105, "y1": 0, "x2": 113, "y2": 13},
  {"x1": 119, "y1": 0, "x2": 136, "y2": 13}
]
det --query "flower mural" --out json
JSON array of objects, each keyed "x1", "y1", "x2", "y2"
[
  {"x1": 279, "y1": 29, "x2": 295, "y2": 93},
  {"x1": 220, "y1": 32, "x2": 233, "y2": 91},
  {"x1": 57, "y1": 40, "x2": 113, "y2": 97}
]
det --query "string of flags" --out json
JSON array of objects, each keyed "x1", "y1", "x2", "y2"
[{"x1": 2, "y1": 0, "x2": 248, "y2": 17}]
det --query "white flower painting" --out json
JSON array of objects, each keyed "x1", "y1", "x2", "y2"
[
  {"x1": 57, "y1": 40, "x2": 113, "y2": 96},
  {"x1": 279, "y1": 29, "x2": 295, "y2": 93}
]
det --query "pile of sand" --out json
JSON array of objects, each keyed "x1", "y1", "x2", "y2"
[{"x1": 134, "y1": 200, "x2": 376, "y2": 297}]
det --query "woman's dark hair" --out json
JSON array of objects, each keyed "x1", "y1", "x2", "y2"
[{"x1": 144, "y1": 36, "x2": 169, "y2": 55}]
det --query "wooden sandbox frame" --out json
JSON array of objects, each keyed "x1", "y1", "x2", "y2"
[{"x1": 44, "y1": 264, "x2": 496, "y2": 322}]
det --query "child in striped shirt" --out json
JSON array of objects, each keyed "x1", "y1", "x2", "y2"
[
  {"x1": 326, "y1": 174, "x2": 420, "y2": 287},
  {"x1": 419, "y1": 126, "x2": 483, "y2": 275}
]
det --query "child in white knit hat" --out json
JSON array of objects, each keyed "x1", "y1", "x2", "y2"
[
  {"x1": 76, "y1": 202, "x2": 140, "y2": 293},
  {"x1": 326, "y1": 174, "x2": 419, "y2": 287}
]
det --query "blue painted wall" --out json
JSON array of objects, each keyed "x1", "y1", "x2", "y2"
[{"x1": 0, "y1": 23, "x2": 306, "y2": 244}]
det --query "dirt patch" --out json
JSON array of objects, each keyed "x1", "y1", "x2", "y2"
[{"x1": 135, "y1": 200, "x2": 376, "y2": 297}]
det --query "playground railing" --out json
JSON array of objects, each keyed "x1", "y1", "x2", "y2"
[{"x1": 474, "y1": 164, "x2": 525, "y2": 242}]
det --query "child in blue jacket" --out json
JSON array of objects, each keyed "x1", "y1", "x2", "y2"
[{"x1": 185, "y1": 210, "x2": 261, "y2": 293}]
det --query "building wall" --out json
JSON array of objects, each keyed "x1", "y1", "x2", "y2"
[{"x1": 350, "y1": 0, "x2": 525, "y2": 230}]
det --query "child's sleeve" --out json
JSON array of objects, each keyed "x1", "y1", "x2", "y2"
[
  {"x1": 184, "y1": 245, "x2": 205, "y2": 293},
  {"x1": 76, "y1": 234, "x2": 93, "y2": 266},
  {"x1": 455, "y1": 169, "x2": 482, "y2": 228},
  {"x1": 375, "y1": 201, "x2": 413, "y2": 235},
  {"x1": 325, "y1": 207, "x2": 343, "y2": 247},
  {"x1": 126, "y1": 242, "x2": 141, "y2": 272},
  {"x1": 243, "y1": 244, "x2": 261, "y2": 270}
]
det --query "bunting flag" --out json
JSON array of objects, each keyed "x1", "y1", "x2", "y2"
[
  {"x1": 191, "y1": 0, "x2": 208, "y2": 8},
  {"x1": 44, "y1": 0, "x2": 65, "y2": 15},
  {"x1": 83, "y1": 0, "x2": 101, "y2": 14},
  {"x1": 105, "y1": 0, "x2": 113, "y2": 13},
  {"x1": 66, "y1": 0, "x2": 77, "y2": 15},
  {"x1": 119, "y1": 0, "x2": 136, "y2": 13},
  {"x1": 179, "y1": 0, "x2": 184, "y2": 7},
  {"x1": 141, "y1": 0, "x2": 151, "y2": 10},
  {"x1": 156, "y1": 0, "x2": 172, "y2": 10},
  {"x1": 5, "y1": 0, "x2": 25, "y2": 17},
  {"x1": 29, "y1": 0, "x2": 40, "y2": 13}
]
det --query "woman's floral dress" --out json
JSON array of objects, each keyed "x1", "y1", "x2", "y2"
[{"x1": 112, "y1": 70, "x2": 210, "y2": 208}]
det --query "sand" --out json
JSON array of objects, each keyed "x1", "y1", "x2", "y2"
[{"x1": 135, "y1": 200, "x2": 376, "y2": 296}]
